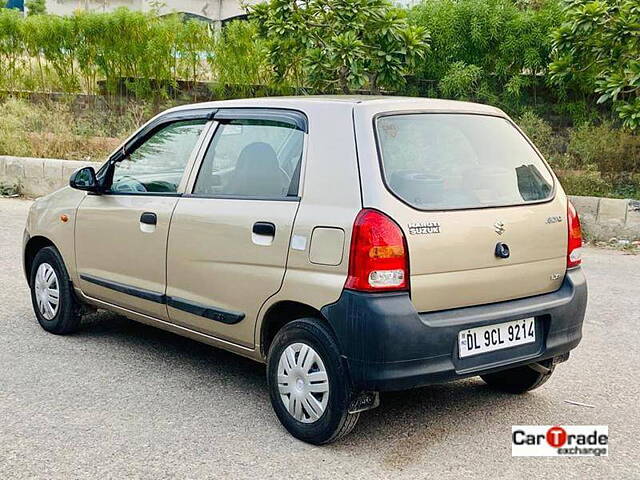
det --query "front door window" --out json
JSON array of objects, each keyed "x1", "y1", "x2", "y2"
[{"x1": 111, "y1": 120, "x2": 207, "y2": 194}]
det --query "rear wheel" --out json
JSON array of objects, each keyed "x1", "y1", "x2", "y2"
[
  {"x1": 266, "y1": 318, "x2": 359, "y2": 444},
  {"x1": 29, "y1": 246, "x2": 82, "y2": 335},
  {"x1": 480, "y1": 359, "x2": 555, "y2": 394}
]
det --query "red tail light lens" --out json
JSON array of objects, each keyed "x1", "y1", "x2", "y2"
[
  {"x1": 567, "y1": 201, "x2": 582, "y2": 268},
  {"x1": 345, "y1": 209, "x2": 409, "y2": 292}
]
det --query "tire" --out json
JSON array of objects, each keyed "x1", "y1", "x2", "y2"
[
  {"x1": 266, "y1": 318, "x2": 359, "y2": 444},
  {"x1": 480, "y1": 359, "x2": 555, "y2": 394},
  {"x1": 29, "y1": 246, "x2": 82, "y2": 335}
]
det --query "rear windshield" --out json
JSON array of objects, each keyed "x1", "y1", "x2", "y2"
[{"x1": 375, "y1": 114, "x2": 554, "y2": 210}]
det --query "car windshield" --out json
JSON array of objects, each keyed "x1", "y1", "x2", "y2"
[{"x1": 376, "y1": 114, "x2": 554, "y2": 210}]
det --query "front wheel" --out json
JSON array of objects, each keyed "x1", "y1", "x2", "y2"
[
  {"x1": 480, "y1": 359, "x2": 555, "y2": 394},
  {"x1": 266, "y1": 318, "x2": 359, "y2": 444},
  {"x1": 29, "y1": 246, "x2": 82, "y2": 335}
]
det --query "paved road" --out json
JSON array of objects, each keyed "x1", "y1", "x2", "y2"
[{"x1": 0, "y1": 198, "x2": 638, "y2": 479}]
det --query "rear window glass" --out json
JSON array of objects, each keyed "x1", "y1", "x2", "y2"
[{"x1": 376, "y1": 114, "x2": 554, "y2": 210}]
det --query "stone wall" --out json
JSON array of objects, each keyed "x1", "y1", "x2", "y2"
[
  {"x1": 1, "y1": 155, "x2": 639, "y2": 241},
  {"x1": 0, "y1": 156, "x2": 101, "y2": 198},
  {"x1": 569, "y1": 195, "x2": 640, "y2": 242}
]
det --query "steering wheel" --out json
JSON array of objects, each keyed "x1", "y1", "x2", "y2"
[{"x1": 112, "y1": 175, "x2": 147, "y2": 193}]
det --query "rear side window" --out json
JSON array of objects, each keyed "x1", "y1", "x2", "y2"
[
  {"x1": 193, "y1": 120, "x2": 304, "y2": 198},
  {"x1": 375, "y1": 114, "x2": 554, "y2": 210}
]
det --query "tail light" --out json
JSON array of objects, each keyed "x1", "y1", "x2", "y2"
[
  {"x1": 567, "y1": 201, "x2": 582, "y2": 268},
  {"x1": 345, "y1": 209, "x2": 409, "y2": 292}
]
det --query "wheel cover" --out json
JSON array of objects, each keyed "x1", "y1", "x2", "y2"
[
  {"x1": 35, "y1": 263, "x2": 60, "y2": 320},
  {"x1": 277, "y1": 342, "x2": 330, "y2": 423}
]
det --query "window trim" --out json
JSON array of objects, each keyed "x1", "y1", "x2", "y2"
[
  {"x1": 182, "y1": 193, "x2": 301, "y2": 202},
  {"x1": 372, "y1": 111, "x2": 557, "y2": 212},
  {"x1": 212, "y1": 108, "x2": 308, "y2": 133},
  {"x1": 187, "y1": 109, "x2": 308, "y2": 201}
]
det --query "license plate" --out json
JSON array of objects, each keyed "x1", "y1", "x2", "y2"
[{"x1": 458, "y1": 317, "x2": 536, "y2": 359}]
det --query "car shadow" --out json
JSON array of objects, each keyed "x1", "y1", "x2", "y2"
[
  {"x1": 76, "y1": 311, "x2": 551, "y2": 460},
  {"x1": 76, "y1": 310, "x2": 267, "y2": 390}
]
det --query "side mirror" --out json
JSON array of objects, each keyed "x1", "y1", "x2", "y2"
[{"x1": 69, "y1": 166, "x2": 99, "y2": 192}]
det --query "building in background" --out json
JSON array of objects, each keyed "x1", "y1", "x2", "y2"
[
  {"x1": 5, "y1": 0, "x2": 25, "y2": 10},
  {"x1": 43, "y1": 0, "x2": 252, "y2": 24}
]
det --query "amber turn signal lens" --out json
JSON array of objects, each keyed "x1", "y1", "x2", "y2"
[
  {"x1": 368, "y1": 245, "x2": 404, "y2": 258},
  {"x1": 60, "y1": 214, "x2": 69, "y2": 223}
]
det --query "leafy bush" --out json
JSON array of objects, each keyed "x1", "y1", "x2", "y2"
[
  {"x1": 516, "y1": 111, "x2": 558, "y2": 159},
  {"x1": 550, "y1": 0, "x2": 640, "y2": 129},
  {"x1": 558, "y1": 168, "x2": 640, "y2": 199},
  {"x1": 408, "y1": 0, "x2": 562, "y2": 102},
  {"x1": 26, "y1": 0, "x2": 46, "y2": 16},
  {"x1": 209, "y1": 21, "x2": 272, "y2": 91},
  {"x1": 438, "y1": 61, "x2": 483, "y2": 99},
  {"x1": 556, "y1": 166, "x2": 614, "y2": 197},
  {"x1": 0, "y1": 8, "x2": 213, "y2": 98},
  {"x1": 0, "y1": 8, "x2": 23, "y2": 90},
  {"x1": 515, "y1": 111, "x2": 640, "y2": 199},
  {"x1": 568, "y1": 123, "x2": 640, "y2": 178}
]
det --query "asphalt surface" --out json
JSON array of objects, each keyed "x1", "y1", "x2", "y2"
[{"x1": 0, "y1": 197, "x2": 638, "y2": 479}]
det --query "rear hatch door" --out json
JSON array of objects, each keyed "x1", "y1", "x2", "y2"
[{"x1": 364, "y1": 110, "x2": 568, "y2": 312}]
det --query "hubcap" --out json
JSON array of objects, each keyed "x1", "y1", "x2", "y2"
[
  {"x1": 34, "y1": 263, "x2": 60, "y2": 320},
  {"x1": 277, "y1": 342, "x2": 329, "y2": 423}
]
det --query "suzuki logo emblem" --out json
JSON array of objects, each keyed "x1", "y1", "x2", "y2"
[{"x1": 494, "y1": 221, "x2": 506, "y2": 235}]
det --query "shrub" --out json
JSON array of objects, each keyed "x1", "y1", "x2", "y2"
[
  {"x1": 438, "y1": 61, "x2": 483, "y2": 99},
  {"x1": 209, "y1": 20, "x2": 272, "y2": 91},
  {"x1": 408, "y1": 0, "x2": 562, "y2": 103},
  {"x1": 0, "y1": 9, "x2": 24, "y2": 90},
  {"x1": 516, "y1": 111, "x2": 557, "y2": 159},
  {"x1": 556, "y1": 165, "x2": 614, "y2": 197},
  {"x1": 0, "y1": 8, "x2": 213, "y2": 98},
  {"x1": 550, "y1": 0, "x2": 640, "y2": 129},
  {"x1": 0, "y1": 98, "x2": 33, "y2": 157},
  {"x1": 25, "y1": 0, "x2": 46, "y2": 16},
  {"x1": 567, "y1": 123, "x2": 640, "y2": 179},
  {"x1": 0, "y1": 97, "x2": 160, "y2": 160}
]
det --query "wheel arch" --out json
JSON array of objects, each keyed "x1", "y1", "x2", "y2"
[
  {"x1": 24, "y1": 235, "x2": 59, "y2": 282},
  {"x1": 259, "y1": 300, "x2": 335, "y2": 359}
]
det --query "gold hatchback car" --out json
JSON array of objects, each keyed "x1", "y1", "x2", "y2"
[{"x1": 23, "y1": 97, "x2": 587, "y2": 444}]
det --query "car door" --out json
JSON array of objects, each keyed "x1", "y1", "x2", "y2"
[
  {"x1": 75, "y1": 113, "x2": 210, "y2": 320},
  {"x1": 165, "y1": 109, "x2": 307, "y2": 347}
]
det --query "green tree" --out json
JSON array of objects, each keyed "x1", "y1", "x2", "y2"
[
  {"x1": 251, "y1": 0, "x2": 430, "y2": 94},
  {"x1": 408, "y1": 0, "x2": 562, "y2": 103},
  {"x1": 0, "y1": 9, "x2": 24, "y2": 90},
  {"x1": 550, "y1": 0, "x2": 640, "y2": 129},
  {"x1": 26, "y1": 0, "x2": 46, "y2": 16},
  {"x1": 209, "y1": 20, "x2": 271, "y2": 88}
]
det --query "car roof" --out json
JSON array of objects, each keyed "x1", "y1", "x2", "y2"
[{"x1": 166, "y1": 95, "x2": 505, "y2": 117}]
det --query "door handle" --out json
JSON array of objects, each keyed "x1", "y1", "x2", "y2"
[
  {"x1": 252, "y1": 222, "x2": 276, "y2": 236},
  {"x1": 140, "y1": 212, "x2": 157, "y2": 225}
]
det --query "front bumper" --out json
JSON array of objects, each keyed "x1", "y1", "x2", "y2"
[
  {"x1": 321, "y1": 268, "x2": 587, "y2": 392},
  {"x1": 22, "y1": 229, "x2": 31, "y2": 282}
]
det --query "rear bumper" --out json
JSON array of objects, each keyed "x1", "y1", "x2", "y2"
[{"x1": 321, "y1": 268, "x2": 587, "y2": 392}]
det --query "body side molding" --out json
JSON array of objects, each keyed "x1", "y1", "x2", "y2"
[{"x1": 79, "y1": 274, "x2": 244, "y2": 324}]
